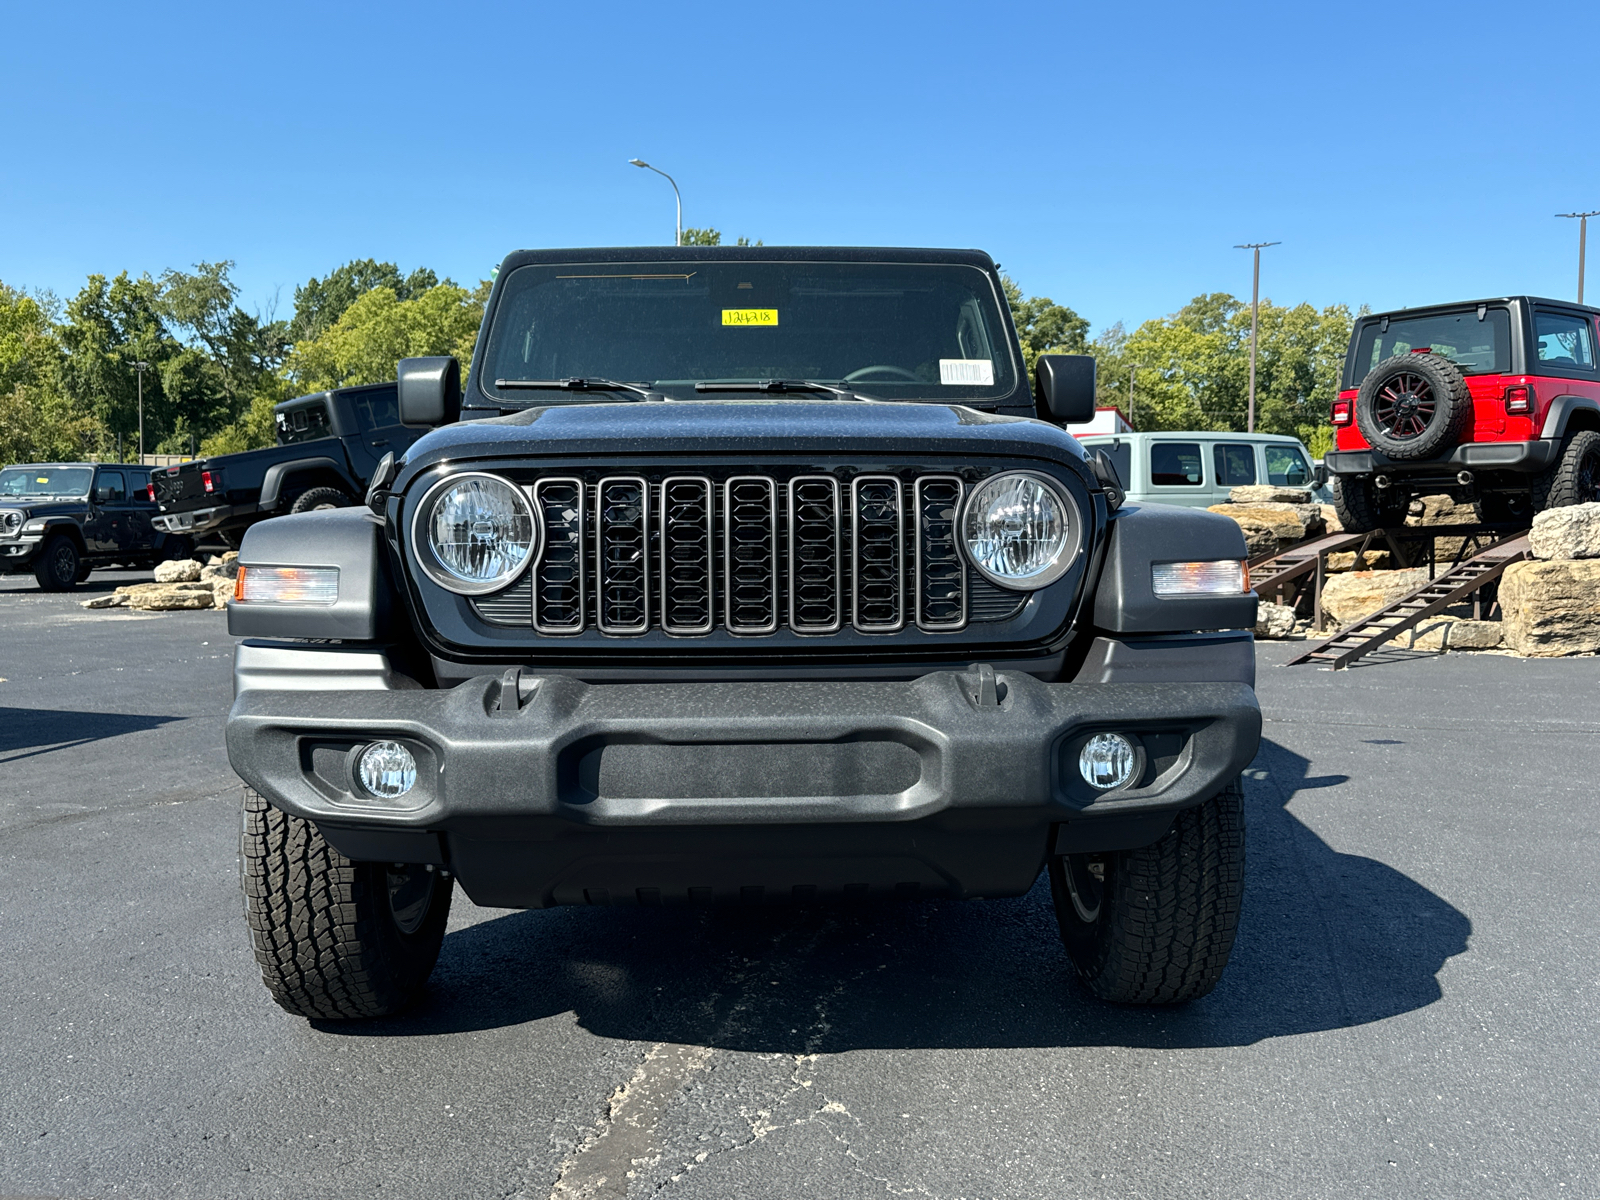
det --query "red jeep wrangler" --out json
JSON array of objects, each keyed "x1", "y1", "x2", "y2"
[{"x1": 1325, "y1": 296, "x2": 1600, "y2": 531}]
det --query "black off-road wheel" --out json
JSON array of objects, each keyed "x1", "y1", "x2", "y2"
[
  {"x1": 1331, "y1": 474, "x2": 1408, "y2": 534},
  {"x1": 157, "y1": 535, "x2": 195, "y2": 564},
  {"x1": 289, "y1": 487, "x2": 353, "y2": 514},
  {"x1": 1356, "y1": 352, "x2": 1472, "y2": 461},
  {"x1": 1532, "y1": 429, "x2": 1600, "y2": 511},
  {"x1": 1050, "y1": 778, "x2": 1245, "y2": 1005},
  {"x1": 240, "y1": 788, "x2": 452, "y2": 1019},
  {"x1": 32, "y1": 535, "x2": 82, "y2": 591}
]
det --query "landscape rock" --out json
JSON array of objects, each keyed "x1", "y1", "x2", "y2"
[
  {"x1": 1499, "y1": 559, "x2": 1600, "y2": 656},
  {"x1": 79, "y1": 593, "x2": 128, "y2": 609},
  {"x1": 1254, "y1": 601, "x2": 1297, "y2": 639},
  {"x1": 1235, "y1": 519, "x2": 1281, "y2": 558},
  {"x1": 1208, "y1": 503, "x2": 1305, "y2": 543},
  {"x1": 202, "y1": 552, "x2": 242, "y2": 582},
  {"x1": 126, "y1": 583, "x2": 217, "y2": 611},
  {"x1": 1407, "y1": 616, "x2": 1503, "y2": 651},
  {"x1": 1407, "y1": 494, "x2": 1478, "y2": 527},
  {"x1": 154, "y1": 558, "x2": 204, "y2": 583},
  {"x1": 1319, "y1": 567, "x2": 1432, "y2": 627},
  {"x1": 1529, "y1": 502, "x2": 1600, "y2": 561},
  {"x1": 212, "y1": 579, "x2": 234, "y2": 609},
  {"x1": 1229, "y1": 485, "x2": 1312, "y2": 505},
  {"x1": 1326, "y1": 549, "x2": 1391, "y2": 572},
  {"x1": 1320, "y1": 504, "x2": 1343, "y2": 533}
]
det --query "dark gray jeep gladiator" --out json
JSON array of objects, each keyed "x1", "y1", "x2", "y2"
[{"x1": 226, "y1": 246, "x2": 1261, "y2": 1019}]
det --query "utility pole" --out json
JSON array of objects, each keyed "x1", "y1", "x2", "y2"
[
  {"x1": 629, "y1": 159, "x2": 683, "y2": 246},
  {"x1": 1127, "y1": 363, "x2": 1143, "y2": 429},
  {"x1": 1234, "y1": 242, "x2": 1279, "y2": 433},
  {"x1": 131, "y1": 361, "x2": 150, "y2": 463},
  {"x1": 1556, "y1": 212, "x2": 1600, "y2": 304}
]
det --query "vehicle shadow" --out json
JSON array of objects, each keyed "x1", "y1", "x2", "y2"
[
  {"x1": 0, "y1": 705, "x2": 186, "y2": 762},
  {"x1": 326, "y1": 737, "x2": 1471, "y2": 1050}
]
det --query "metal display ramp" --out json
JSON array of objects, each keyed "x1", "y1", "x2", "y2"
[{"x1": 1283, "y1": 533, "x2": 1531, "y2": 669}]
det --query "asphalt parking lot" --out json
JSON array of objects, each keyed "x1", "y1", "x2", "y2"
[{"x1": 2, "y1": 570, "x2": 1597, "y2": 1200}]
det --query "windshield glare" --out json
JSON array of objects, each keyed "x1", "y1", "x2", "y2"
[
  {"x1": 479, "y1": 261, "x2": 1017, "y2": 403},
  {"x1": 1353, "y1": 309, "x2": 1511, "y2": 380},
  {"x1": 0, "y1": 467, "x2": 92, "y2": 498}
]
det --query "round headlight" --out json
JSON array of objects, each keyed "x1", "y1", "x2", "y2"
[
  {"x1": 413, "y1": 472, "x2": 538, "y2": 594},
  {"x1": 961, "y1": 472, "x2": 1080, "y2": 589}
]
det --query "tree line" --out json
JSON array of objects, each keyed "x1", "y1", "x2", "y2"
[{"x1": 2, "y1": 256, "x2": 1353, "y2": 466}]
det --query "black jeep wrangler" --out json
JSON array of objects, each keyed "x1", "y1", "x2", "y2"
[
  {"x1": 227, "y1": 247, "x2": 1260, "y2": 1019},
  {"x1": 0, "y1": 462, "x2": 192, "y2": 590}
]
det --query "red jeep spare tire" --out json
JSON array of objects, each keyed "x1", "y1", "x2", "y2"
[{"x1": 1355, "y1": 352, "x2": 1472, "y2": 461}]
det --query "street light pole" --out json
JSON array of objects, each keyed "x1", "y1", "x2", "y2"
[
  {"x1": 629, "y1": 159, "x2": 682, "y2": 246},
  {"x1": 1233, "y1": 242, "x2": 1280, "y2": 433},
  {"x1": 132, "y1": 360, "x2": 150, "y2": 463},
  {"x1": 1556, "y1": 212, "x2": 1600, "y2": 304}
]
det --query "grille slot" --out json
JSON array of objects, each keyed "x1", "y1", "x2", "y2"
[
  {"x1": 660, "y1": 476, "x2": 714, "y2": 635},
  {"x1": 851, "y1": 476, "x2": 904, "y2": 632},
  {"x1": 531, "y1": 478, "x2": 585, "y2": 634},
  {"x1": 787, "y1": 475, "x2": 842, "y2": 633},
  {"x1": 596, "y1": 476, "x2": 649, "y2": 634},
  {"x1": 914, "y1": 476, "x2": 966, "y2": 630},
  {"x1": 724, "y1": 476, "x2": 779, "y2": 634}
]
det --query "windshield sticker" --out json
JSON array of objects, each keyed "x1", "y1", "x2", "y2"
[
  {"x1": 939, "y1": 359, "x2": 994, "y2": 386},
  {"x1": 721, "y1": 309, "x2": 778, "y2": 327}
]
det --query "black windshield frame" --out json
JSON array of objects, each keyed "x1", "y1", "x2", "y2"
[{"x1": 474, "y1": 256, "x2": 1022, "y2": 408}]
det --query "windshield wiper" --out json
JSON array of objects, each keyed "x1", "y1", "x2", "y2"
[
  {"x1": 693, "y1": 379, "x2": 872, "y2": 400},
  {"x1": 494, "y1": 377, "x2": 652, "y2": 399}
]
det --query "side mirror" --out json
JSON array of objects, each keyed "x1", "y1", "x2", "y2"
[
  {"x1": 1034, "y1": 354, "x2": 1097, "y2": 424},
  {"x1": 94, "y1": 485, "x2": 114, "y2": 503},
  {"x1": 397, "y1": 356, "x2": 461, "y2": 428},
  {"x1": 1312, "y1": 462, "x2": 1329, "y2": 489}
]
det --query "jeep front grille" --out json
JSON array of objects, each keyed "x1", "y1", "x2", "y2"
[{"x1": 472, "y1": 471, "x2": 1027, "y2": 637}]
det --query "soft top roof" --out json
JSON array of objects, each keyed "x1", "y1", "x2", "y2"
[{"x1": 495, "y1": 246, "x2": 999, "y2": 272}]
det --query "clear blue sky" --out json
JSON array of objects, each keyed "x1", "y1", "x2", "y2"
[{"x1": 5, "y1": 0, "x2": 1598, "y2": 337}]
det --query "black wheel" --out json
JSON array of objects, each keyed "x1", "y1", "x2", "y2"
[
  {"x1": 289, "y1": 487, "x2": 353, "y2": 514},
  {"x1": 75, "y1": 561, "x2": 94, "y2": 583},
  {"x1": 1355, "y1": 352, "x2": 1472, "y2": 461},
  {"x1": 1050, "y1": 778, "x2": 1245, "y2": 1005},
  {"x1": 1331, "y1": 475, "x2": 1408, "y2": 534},
  {"x1": 1532, "y1": 429, "x2": 1600, "y2": 511},
  {"x1": 32, "y1": 535, "x2": 81, "y2": 591},
  {"x1": 240, "y1": 788, "x2": 451, "y2": 1019}
]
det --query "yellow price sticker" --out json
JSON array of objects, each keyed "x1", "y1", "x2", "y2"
[{"x1": 721, "y1": 308, "x2": 778, "y2": 326}]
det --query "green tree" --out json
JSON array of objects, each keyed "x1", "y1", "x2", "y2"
[
  {"x1": 1001, "y1": 273, "x2": 1090, "y2": 377},
  {"x1": 56, "y1": 272, "x2": 183, "y2": 453},
  {"x1": 678, "y1": 228, "x2": 762, "y2": 247},
  {"x1": 285, "y1": 279, "x2": 486, "y2": 394},
  {"x1": 0, "y1": 282, "x2": 99, "y2": 463},
  {"x1": 160, "y1": 261, "x2": 289, "y2": 434},
  {"x1": 288, "y1": 260, "x2": 439, "y2": 344}
]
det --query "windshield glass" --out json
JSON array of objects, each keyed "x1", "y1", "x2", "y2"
[
  {"x1": 0, "y1": 467, "x2": 92, "y2": 498},
  {"x1": 479, "y1": 260, "x2": 1017, "y2": 403},
  {"x1": 1352, "y1": 308, "x2": 1510, "y2": 382}
]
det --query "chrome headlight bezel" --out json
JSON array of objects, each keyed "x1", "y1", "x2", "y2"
[
  {"x1": 409, "y1": 471, "x2": 539, "y2": 596},
  {"x1": 959, "y1": 470, "x2": 1083, "y2": 591},
  {"x1": 0, "y1": 509, "x2": 23, "y2": 539}
]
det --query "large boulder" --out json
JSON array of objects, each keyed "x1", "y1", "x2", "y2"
[
  {"x1": 127, "y1": 582, "x2": 217, "y2": 611},
  {"x1": 1229, "y1": 485, "x2": 1312, "y2": 505},
  {"x1": 154, "y1": 558, "x2": 204, "y2": 583},
  {"x1": 1499, "y1": 559, "x2": 1600, "y2": 656},
  {"x1": 1320, "y1": 504, "x2": 1343, "y2": 533},
  {"x1": 1254, "y1": 601, "x2": 1297, "y2": 639},
  {"x1": 1326, "y1": 549, "x2": 1391, "y2": 572},
  {"x1": 1319, "y1": 568, "x2": 1432, "y2": 627},
  {"x1": 201, "y1": 551, "x2": 242, "y2": 582},
  {"x1": 1208, "y1": 503, "x2": 1306, "y2": 543},
  {"x1": 1235, "y1": 519, "x2": 1281, "y2": 558},
  {"x1": 1408, "y1": 617, "x2": 1503, "y2": 651},
  {"x1": 1406, "y1": 494, "x2": 1478, "y2": 559},
  {"x1": 212, "y1": 578, "x2": 234, "y2": 609},
  {"x1": 1529, "y1": 502, "x2": 1600, "y2": 561}
]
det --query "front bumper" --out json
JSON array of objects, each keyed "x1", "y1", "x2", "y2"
[
  {"x1": 226, "y1": 643, "x2": 1261, "y2": 906},
  {"x1": 1325, "y1": 439, "x2": 1560, "y2": 476},
  {"x1": 153, "y1": 505, "x2": 230, "y2": 534}
]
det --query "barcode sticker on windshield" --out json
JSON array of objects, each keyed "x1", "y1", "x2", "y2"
[
  {"x1": 722, "y1": 308, "x2": 778, "y2": 326},
  {"x1": 939, "y1": 359, "x2": 994, "y2": 386}
]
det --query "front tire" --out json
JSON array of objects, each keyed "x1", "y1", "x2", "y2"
[
  {"x1": 33, "y1": 535, "x2": 81, "y2": 591},
  {"x1": 1050, "y1": 778, "x2": 1245, "y2": 1005},
  {"x1": 289, "y1": 487, "x2": 353, "y2": 514},
  {"x1": 240, "y1": 788, "x2": 451, "y2": 1019}
]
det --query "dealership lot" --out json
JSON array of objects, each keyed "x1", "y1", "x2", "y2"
[{"x1": 1, "y1": 572, "x2": 1596, "y2": 1200}]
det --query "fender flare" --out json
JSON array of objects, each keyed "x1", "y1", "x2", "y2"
[
  {"x1": 1540, "y1": 395, "x2": 1600, "y2": 440},
  {"x1": 259, "y1": 457, "x2": 361, "y2": 510},
  {"x1": 32, "y1": 517, "x2": 88, "y2": 552}
]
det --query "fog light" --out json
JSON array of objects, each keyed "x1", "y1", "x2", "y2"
[
  {"x1": 358, "y1": 741, "x2": 417, "y2": 799},
  {"x1": 1079, "y1": 733, "x2": 1137, "y2": 790}
]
